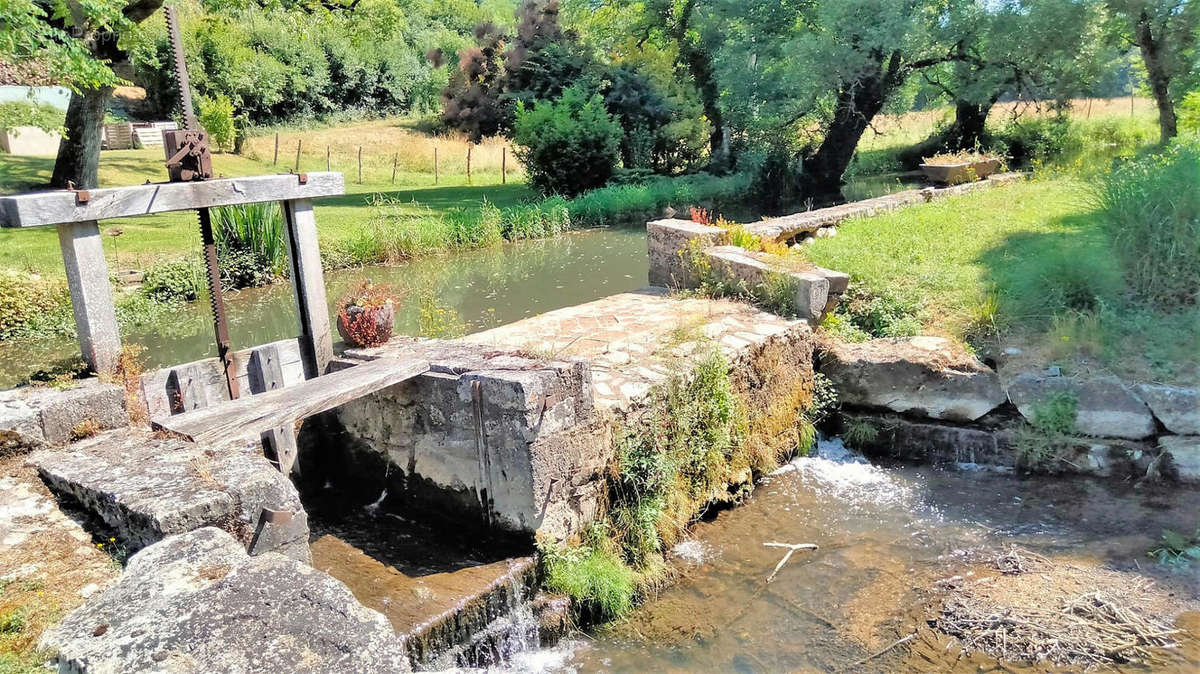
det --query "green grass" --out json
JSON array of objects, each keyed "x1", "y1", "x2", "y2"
[
  {"x1": 803, "y1": 176, "x2": 1199, "y2": 386},
  {"x1": 0, "y1": 147, "x2": 530, "y2": 275}
]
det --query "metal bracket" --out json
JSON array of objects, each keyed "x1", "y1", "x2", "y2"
[{"x1": 262, "y1": 508, "x2": 294, "y2": 525}]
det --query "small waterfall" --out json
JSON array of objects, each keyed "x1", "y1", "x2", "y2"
[{"x1": 423, "y1": 573, "x2": 549, "y2": 671}]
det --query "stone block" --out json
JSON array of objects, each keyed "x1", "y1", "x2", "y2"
[
  {"x1": 1160, "y1": 435, "x2": 1200, "y2": 483},
  {"x1": 820, "y1": 336, "x2": 1006, "y2": 422},
  {"x1": 1136, "y1": 384, "x2": 1200, "y2": 435},
  {"x1": 704, "y1": 246, "x2": 831, "y2": 321},
  {"x1": 41, "y1": 527, "x2": 411, "y2": 673},
  {"x1": 646, "y1": 218, "x2": 727, "y2": 287},
  {"x1": 35, "y1": 431, "x2": 309, "y2": 562},
  {"x1": 846, "y1": 412, "x2": 1011, "y2": 466},
  {"x1": 0, "y1": 378, "x2": 128, "y2": 448},
  {"x1": 1007, "y1": 374, "x2": 1155, "y2": 440}
]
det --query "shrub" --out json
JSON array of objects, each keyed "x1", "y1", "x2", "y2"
[
  {"x1": 995, "y1": 116, "x2": 1082, "y2": 163},
  {"x1": 829, "y1": 283, "x2": 921, "y2": 339},
  {"x1": 198, "y1": 95, "x2": 236, "y2": 152},
  {"x1": 1014, "y1": 391, "x2": 1078, "y2": 471},
  {"x1": 747, "y1": 144, "x2": 803, "y2": 210},
  {"x1": 0, "y1": 273, "x2": 72, "y2": 340},
  {"x1": 141, "y1": 258, "x2": 204, "y2": 303},
  {"x1": 513, "y1": 86, "x2": 623, "y2": 197},
  {"x1": 213, "y1": 202, "x2": 287, "y2": 279},
  {"x1": 1094, "y1": 141, "x2": 1200, "y2": 307},
  {"x1": 540, "y1": 526, "x2": 636, "y2": 622}
]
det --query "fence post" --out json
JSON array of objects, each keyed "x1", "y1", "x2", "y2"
[
  {"x1": 502, "y1": 147, "x2": 506, "y2": 185},
  {"x1": 466, "y1": 144, "x2": 472, "y2": 185},
  {"x1": 273, "y1": 133, "x2": 279, "y2": 165},
  {"x1": 392, "y1": 153, "x2": 398, "y2": 185},
  {"x1": 434, "y1": 146, "x2": 439, "y2": 185},
  {"x1": 357, "y1": 146, "x2": 363, "y2": 184},
  {"x1": 326, "y1": 146, "x2": 330, "y2": 172},
  {"x1": 294, "y1": 139, "x2": 302, "y2": 172}
]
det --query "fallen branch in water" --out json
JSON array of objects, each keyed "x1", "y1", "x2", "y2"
[
  {"x1": 842, "y1": 631, "x2": 917, "y2": 671},
  {"x1": 764, "y1": 541, "x2": 818, "y2": 583}
]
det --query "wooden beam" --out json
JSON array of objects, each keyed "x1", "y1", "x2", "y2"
[
  {"x1": 58, "y1": 220, "x2": 121, "y2": 374},
  {"x1": 152, "y1": 356, "x2": 429, "y2": 444},
  {"x1": 282, "y1": 198, "x2": 334, "y2": 378},
  {"x1": 0, "y1": 172, "x2": 345, "y2": 228}
]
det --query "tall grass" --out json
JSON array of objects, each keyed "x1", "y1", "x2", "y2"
[
  {"x1": 1094, "y1": 141, "x2": 1200, "y2": 307},
  {"x1": 212, "y1": 202, "x2": 288, "y2": 277}
]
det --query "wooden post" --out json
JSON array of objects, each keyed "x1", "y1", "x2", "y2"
[
  {"x1": 466, "y1": 144, "x2": 472, "y2": 185},
  {"x1": 326, "y1": 146, "x2": 330, "y2": 172},
  {"x1": 502, "y1": 147, "x2": 506, "y2": 185},
  {"x1": 433, "y1": 146, "x2": 439, "y2": 185},
  {"x1": 280, "y1": 198, "x2": 333, "y2": 378},
  {"x1": 357, "y1": 146, "x2": 363, "y2": 184},
  {"x1": 294, "y1": 140, "x2": 302, "y2": 172},
  {"x1": 392, "y1": 153, "x2": 398, "y2": 185},
  {"x1": 58, "y1": 221, "x2": 121, "y2": 374},
  {"x1": 273, "y1": 133, "x2": 279, "y2": 165}
]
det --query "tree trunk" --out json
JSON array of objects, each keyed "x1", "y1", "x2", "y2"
[
  {"x1": 1134, "y1": 11, "x2": 1177, "y2": 143},
  {"x1": 51, "y1": 86, "x2": 113, "y2": 189},
  {"x1": 802, "y1": 78, "x2": 887, "y2": 197},
  {"x1": 948, "y1": 99, "x2": 993, "y2": 150},
  {"x1": 675, "y1": 0, "x2": 728, "y2": 169}
]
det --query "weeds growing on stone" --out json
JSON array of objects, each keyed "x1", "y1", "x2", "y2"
[
  {"x1": 1013, "y1": 391, "x2": 1078, "y2": 470},
  {"x1": 842, "y1": 418, "x2": 879, "y2": 449}
]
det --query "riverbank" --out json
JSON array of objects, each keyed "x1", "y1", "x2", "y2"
[{"x1": 802, "y1": 174, "x2": 1199, "y2": 388}]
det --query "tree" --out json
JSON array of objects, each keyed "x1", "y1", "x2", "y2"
[
  {"x1": 513, "y1": 85, "x2": 623, "y2": 195},
  {"x1": 2, "y1": 0, "x2": 165, "y2": 188},
  {"x1": 922, "y1": 0, "x2": 1109, "y2": 151},
  {"x1": 1106, "y1": 0, "x2": 1200, "y2": 142}
]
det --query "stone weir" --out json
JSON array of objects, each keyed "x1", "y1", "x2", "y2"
[{"x1": 16, "y1": 287, "x2": 814, "y2": 672}]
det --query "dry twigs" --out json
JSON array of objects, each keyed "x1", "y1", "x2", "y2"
[
  {"x1": 764, "y1": 541, "x2": 818, "y2": 583},
  {"x1": 934, "y1": 547, "x2": 1181, "y2": 668}
]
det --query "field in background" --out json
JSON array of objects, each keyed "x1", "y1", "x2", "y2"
[{"x1": 0, "y1": 119, "x2": 530, "y2": 274}]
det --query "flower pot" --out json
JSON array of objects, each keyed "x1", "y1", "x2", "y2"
[
  {"x1": 337, "y1": 301, "x2": 395, "y2": 347},
  {"x1": 919, "y1": 158, "x2": 1001, "y2": 185}
]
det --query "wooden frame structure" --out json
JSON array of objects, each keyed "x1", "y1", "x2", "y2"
[{"x1": 0, "y1": 172, "x2": 345, "y2": 378}]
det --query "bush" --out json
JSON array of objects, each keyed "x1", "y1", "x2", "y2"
[
  {"x1": 141, "y1": 258, "x2": 204, "y2": 303},
  {"x1": 995, "y1": 116, "x2": 1082, "y2": 163},
  {"x1": 513, "y1": 86, "x2": 623, "y2": 197},
  {"x1": 1094, "y1": 142, "x2": 1200, "y2": 307},
  {"x1": 0, "y1": 273, "x2": 72, "y2": 340},
  {"x1": 198, "y1": 95, "x2": 236, "y2": 152}
]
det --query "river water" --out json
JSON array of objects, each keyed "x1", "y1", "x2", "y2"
[
  {"x1": 0, "y1": 226, "x2": 648, "y2": 386},
  {"x1": 508, "y1": 440, "x2": 1200, "y2": 673}
]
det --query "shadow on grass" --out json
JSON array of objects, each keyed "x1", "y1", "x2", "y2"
[
  {"x1": 316, "y1": 183, "x2": 534, "y2": 211},
  {"x1": 0, "y1": 155, "x2": 54, "y2": 193}
]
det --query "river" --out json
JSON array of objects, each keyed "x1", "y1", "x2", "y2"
[{"x1": 505, "y1": 440, "x2": 1200, "y2": 673}]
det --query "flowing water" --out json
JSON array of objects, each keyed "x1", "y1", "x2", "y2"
[{"x1": 514, "y1": 440, "x2": 1200, "y2": 673}]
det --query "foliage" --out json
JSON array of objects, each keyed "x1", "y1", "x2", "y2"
[
  {"x1": 1094, "y1": 141, "x2": 1200, "y2": 307},
  {"x1": 1014, "y1": 391, "x2": 1078, "y2": 471},
  {"x1": 340, "y1": 280, "x2": 394, "y2": 310},
  {"x1": 140, "y1": 258, "x2": 204, "y2": 303},
  {"x1": 1149, "y1": 524, "x2": 1200, "y2": 568},
  {"x1": 0, "y1": 272, "x2": 70, "y2": 341},
  {"x1": 213, "y1": 202, "x2": 288, "y2": 282},
  {"x1": 539, "y1": 525, "x2": 636, "y2": 621},
  {"x1": 825, "y1": 284, "x2": 921, "y2": 340},
  {"x1": 513, "y1": 86, "x2": 623, "y2": 196},
  {"x1": 842, "y1": 419, "x2": 879, "y2": 450},
  {"x1": 995, "y1": 115, "x2": 1083, "y2": 163},
  {"x1": 197, "y1": 95, "x2": 236, "y2": 152},
  {"x1": 338, "y1": 281, "x2": 396, "y2": 347},
  {"x1": 0, "y1": 102, "x2": 64, "y2": 133},
  {"x1": 22, "y1": 356, "x2": 90, "y2": 389},
  {"x1": 416, "y1": 290, "x2": 467, "y2": 338}
]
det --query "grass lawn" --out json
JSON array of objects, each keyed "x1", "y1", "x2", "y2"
[
  {"x1": 804, "y1": 175, "x2": 1199, "y2": 387},
  {"x1": 0, "y1": 120, "x2": 532, "y2": 276}
]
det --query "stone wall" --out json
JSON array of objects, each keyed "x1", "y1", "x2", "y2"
[
  {"x1": 0, "y1": 378, "x2": 128, "y2": 451},
  {"x1": 307, "y1": 339, "x2": 605, "y2": 542}
]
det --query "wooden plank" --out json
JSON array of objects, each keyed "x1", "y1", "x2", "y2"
[
  {"x1": 261, "y1": 425, "x2": 298, "y2": 475},
  {"x1": 248, "y1": 345, "x2": 285, "y2": 394},
  {"x1": 140, "y1": 338, "x2": 305, "y2": 419},
  {"x1": 0, "y1": 172, "x2": 345, "y2": 228},
  {"x1": 282, "y1": 198, "x2": 334, "y2": 378},
  {"x1": 153, "y1": 357, "x2": 429, "y2": 444},
  {"x1": 166, "y1": 364, "x2": 209, "y2": 413},
  {"x1": 58, "y1": 220, "x2": 121, "y2": 374}
]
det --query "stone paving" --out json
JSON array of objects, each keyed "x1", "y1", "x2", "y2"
[{"x1": 462, "y1": 287, "x2": 809, "y2": 412}]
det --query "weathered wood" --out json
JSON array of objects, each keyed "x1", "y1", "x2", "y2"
[
  {"x1": 140, "y1": 338, "x2": 305, "y2": 419},
  {"x1": 0, "y1": 172, "x2": 345, "y2": 228},
  {"x1": 58, "y1": 220, "x2": 121, "y2": 373},
  {"x1": 281, "y1": 198, "x2": 334, "y2": 379},
  {"x1": 248, "y1": 344, "x2": 285, "y2": 394},
  {"x1": 153, "y1": 357, "x2": 429, "y2": 443},
  {"x1": 166, "y1": 364, "x2": 209, "y2": 413},
  {"x1": 261, "y1": 424, "x2": 298, "y2": 475}
]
